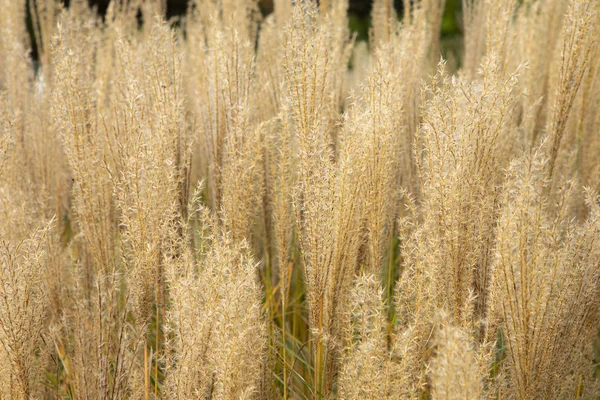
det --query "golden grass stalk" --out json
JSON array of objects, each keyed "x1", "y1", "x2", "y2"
[
  {"x1": 490, "y1": 148, "x2": 600, "y2": 399},
  {"x1": 165, "y1": 206, "x2": 267, "y2": 399},
  {"x1": 337, "y1": 274, "x2": 393, "y2": 400},
  {"x1": 546, "y1": 0, "x2": 596, "y2": 183},
  {"x1": 430, "y1": 317, "x2": 483, "y2": 400},
  {"x1": 0, "y1": 221, "x2": 52, "y2": 399}
]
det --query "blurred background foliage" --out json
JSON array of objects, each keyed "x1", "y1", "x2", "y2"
[{"x1": 26, "y1": 0, "x2": 464, "y2": 63}]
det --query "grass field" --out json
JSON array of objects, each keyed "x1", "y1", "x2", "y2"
[{"x1": 0, "y1": 0, "x2": 599, "y2": 399}]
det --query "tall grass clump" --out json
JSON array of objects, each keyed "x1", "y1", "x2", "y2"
[
  {"x1": 0, "y1": 0, "x2": 599, "y2": 398},
  {"x1": 491, "y1": 149, "x2": 600, "y2": 399}
]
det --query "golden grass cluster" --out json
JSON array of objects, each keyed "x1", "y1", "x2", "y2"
[{"x1": 0, "y1": 0, "x2": 599, "y2": 398}]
